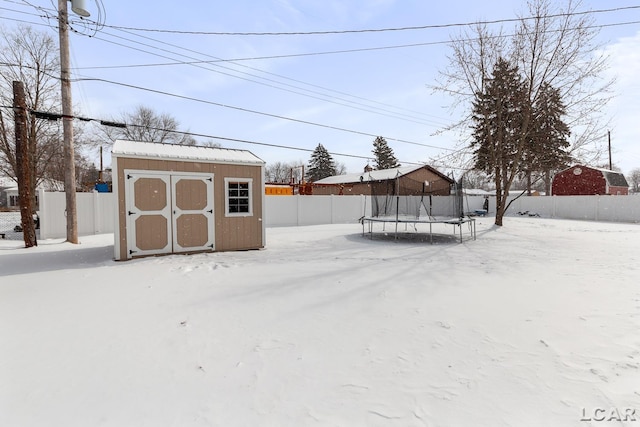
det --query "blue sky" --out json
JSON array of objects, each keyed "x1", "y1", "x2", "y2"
[{"x1": 2, "y1": 0, "x2": 640, "y2": 176}]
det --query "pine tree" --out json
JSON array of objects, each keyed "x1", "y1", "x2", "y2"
[
  {"x1": 372, "y1": 136, "x2": 400, "y2": 169},
  {"x1": 471, "y1": 57, "x2": 529, "y2": 225},
  {"x1": 306, "y1": 144, "x2": 337, "y2": 182},
  {"x1": 527, "y1": 83, "x2": 571, "y2": 194}
]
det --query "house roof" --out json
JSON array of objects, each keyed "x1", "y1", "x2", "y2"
[
  {"x1": 112, "y1": 140, "x2": 264, "y2": 165},
  {"x1": 558, "y1": 165, "x2": 629, "y2": 188},
  {"x1": 463, "y1": 188, "x2": 493, "y2": 196},
  {"x1": 0, "y1": 176, "x2": 62, "y2": 192},
  {"x1": 0, "y1": 176, "x2": 17, "y2": 188},
  {"x1": 594, "y1": 168, "x2": 629, "y2": 187},
  {"x1": 314, "y1": 164, "x2": 453, "y2": 185}
]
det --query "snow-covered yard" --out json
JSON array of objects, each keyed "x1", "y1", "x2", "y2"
[{"x1": 1, "y1": 217, "x2": 639, "y2": 426}]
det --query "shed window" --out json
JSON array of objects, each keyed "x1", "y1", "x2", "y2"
[{"x1": 225, "y1": 178, "x2": 253, "y2": 216}]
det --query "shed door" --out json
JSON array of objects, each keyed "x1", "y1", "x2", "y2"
[
  {"x1": 171, "y1": 174, "x2": 214, "y2": 253},
  {"x1": 125, "y1": 172, "x2": 214, "y2": 258}
]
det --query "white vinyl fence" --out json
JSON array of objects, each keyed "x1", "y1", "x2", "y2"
[
  {"x1": 38, "y1": 190, "x2": 116, "y2": 239},
  {"x1": 36, "y1": 190, "x2": 640, "y2": 239}
]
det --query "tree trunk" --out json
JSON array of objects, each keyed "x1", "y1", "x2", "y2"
[
  {"x1": 494, "y1": 166, "x2": 504, "y2": 226},
  {"x1": 544, "y1": 170, "x2": 551, "y2": 195},
  {"x1": 13, "y1": 81, "x2": 37, "y2": 248}
]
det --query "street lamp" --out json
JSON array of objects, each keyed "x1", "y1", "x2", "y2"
[
  {"x1": 58, "y1": 0, "x2": 89, "y2": 243},
  {"x1": 71, "y1": 0, "x2": 90, "y2": 17}
]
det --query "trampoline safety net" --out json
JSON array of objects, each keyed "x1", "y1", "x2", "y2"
[{"x1": 369, "y1": 175, "x2": 463, "y2": 219}]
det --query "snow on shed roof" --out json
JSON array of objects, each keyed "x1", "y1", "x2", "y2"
[
  {"x1": 314, "y1": 165, "x2": 432, "y2": 185},
  {"x1": 111, "y1": 140, "x2": 264, "y2": 165}
]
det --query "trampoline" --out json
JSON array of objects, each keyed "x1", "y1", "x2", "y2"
[
  {"x1": 359, "y1": 170, "x2": 476, "y2": 244},
  {"x1": 360, "y1": 215, "x2": 476, "y2": 243}
]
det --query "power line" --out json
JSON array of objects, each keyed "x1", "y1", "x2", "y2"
[
  {"x1": 76, "y1": 5, "x2": 640, "y2": 36},
  {"x1": 70, "y1": 19, "x2": 640, "y2": 67},
  {"x1": 83, "y1": 29, "x2": 449, "y2": 127},
  {"x1": 0, "y1": 9, "x2": 450, "y2": 128},
  {"x1": 73, "y1": 21, "x2": 450, "y2": 126},
  {"x1": 23, "y1": 107, "x2": 435, "y2": 166},
  {"x1": 75, "y1": 76, "x2": 457, "y2": 152},
  {"x1": 2, "y1": 1, "x2": 630, "y2": 171},
  {"x1": 3, "y1": 3, "x2": 638, "y2": 130},
  {"x1": 111, "y1": 26, "x2": 451, "y2": 125},
  {"x1": 64, "y1": 16, "x2": 640, "y2": 130}
]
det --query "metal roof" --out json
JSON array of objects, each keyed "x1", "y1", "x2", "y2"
[
  {"x1": 314, "y1": 164, "x2": 450, "y2": 185},
  {"x1": 557, "y1": 165, "x2": 629, "y2": 187},
  {"x1": 112, "y1": 140, "x2": 264, "y2": 165}
]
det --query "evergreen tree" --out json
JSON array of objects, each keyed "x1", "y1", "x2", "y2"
[
  {"x1": 306, "y1": 144, "x2": 336, "y2": 182},
  {"x1": 526, "y1": 83, "x2": 571, "y2": 194},
  {"x1": 471, "y1": 57, "x2": 529, "y2": 225},
  {"x1": 372, "y1": 136, "x2": 400, "y2": 169}
]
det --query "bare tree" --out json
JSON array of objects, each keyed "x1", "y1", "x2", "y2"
[
  {"x1": 96, "y1": 105, "x2": 196, "y2": 146},
  {"x1": 265, "y1": 161, "x2": 312, "y2": 183},
  {"x1": 435, "y1": 0, "x2": 613, "y2": 225},
  {"x1": 512, "y1": 0, "x2": 612, "y2": 162},
  {"x1": 628, "y1": 168, "x2": 640, "y2": 193},
  {"x1": 266, "y1": 161, "x2": 293, "y2": 183},
  {"x1": 462, "y1": 169, "x2": 493, "y2": 191},
  {"x1": 0, "y1": 25, "x2": 62, "y2": 194},
  {"x1": 334, "y1": 161, "x2": 347, "y2": 175}
]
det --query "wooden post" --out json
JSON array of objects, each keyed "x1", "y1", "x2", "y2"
[
  {"x1": 58, "y1": 0, "x2": 79, "y2": 243},
  {"x1": 13, "y1": 81, "x2": 37, "y2": 247},
  {"x1": 608, "y1": 130, "x2": 612, "y2": 170}
]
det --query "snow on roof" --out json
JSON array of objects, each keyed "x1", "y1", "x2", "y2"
[
  {"x1": 463, "y1": 188, "x2": 493, "y2": 196},
  {"x1": 112, "y1": 140, "x2": 264, "y2": 165},
  {"x1": 0, "y1": 176, "x2": 17, "y2": 188},
  {"x1": 0, "y1": 176, "x2": 61, "y2": 191},
  {"x1": 314, "y1": 165, "x2": 427, "y2": 185}
]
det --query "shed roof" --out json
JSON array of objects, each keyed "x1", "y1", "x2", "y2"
[
  {"x1": 595, "y1": 168, "x2": 629, "y2": 187},
  {"x1": 112, "y1": 140, "x2": 264, "y2": 165},
  {"x1": 558, "y1": 164, "x2": 629, "y2": 188},
  {"x1": 314, "y1": 164, "x2": 452, "y2": 185}
]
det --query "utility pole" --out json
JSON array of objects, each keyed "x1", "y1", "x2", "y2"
[
  {"x1": 608, "y1": 130, "x2": 612, "y2": 170},
  {"x1": 13, "y1": 81, "x2": 37, "y2": 247},
  {"x1": 58, "y1": 0, "x2": 85, "y2": 243}
]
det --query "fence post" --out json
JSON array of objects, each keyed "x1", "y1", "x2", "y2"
[
  {"x1": 93, "y1": 191, "x2": 100, "y2": 234},
  {"x1": 38, "y1": 188, "x2": 46, "y2": 239},
  {"x1": 330, "y1": 194, "x2": 335, "y2": 224}
]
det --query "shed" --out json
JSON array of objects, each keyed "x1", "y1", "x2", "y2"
[
  {"x1": 111, "y1": 140, "x2": 265, "y2": 261},
  {"x1": 312, "y1": 164, "x2": 454, "y2": 196},
  {"x1": 551, "y1": 165, "x2": 629, "y2": 196}
]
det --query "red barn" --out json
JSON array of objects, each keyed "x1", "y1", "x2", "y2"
[{"x1": 551, "y1": 165, "x2": 629, "y2": 196}]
